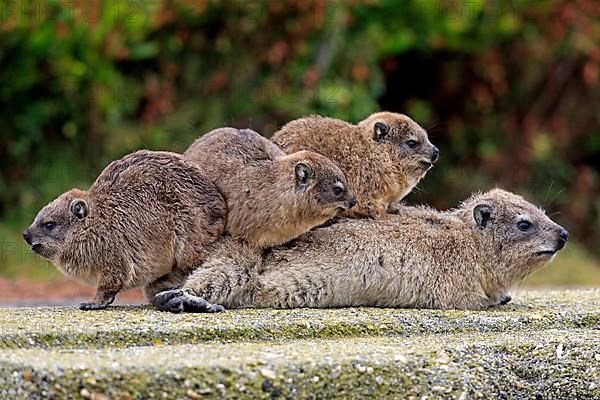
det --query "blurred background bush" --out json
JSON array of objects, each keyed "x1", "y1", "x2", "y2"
[{"x1": 0, "y1": 0, "x2": 598, "y2": 299}]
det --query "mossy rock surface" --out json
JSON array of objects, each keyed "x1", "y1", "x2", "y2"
[
  {"x1": 0, "y1": 289, "x2": 598, "y2": 399},
  {"x1": 1, "y1": 289, "x2": 598, "y2": 350}
]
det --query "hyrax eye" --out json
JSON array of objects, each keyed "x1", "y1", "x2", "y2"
[
  {"x1": 332, "y1": 186, "x2": 344, "y2": 196},
  {"x1": 517, "y1": 221, "x2": 532, "y2": 231},
  {"x1": 43, "y1": 222, "x2": 56, "y2": 230},
  {"x1": 406, "y1": 140, "x2": 418, "y2": 148}
]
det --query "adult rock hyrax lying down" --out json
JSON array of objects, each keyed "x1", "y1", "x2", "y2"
[
  {"x1": 272, "y1": 112, "x2": 439, "y2": 218},
  {"x1": 23, "y1": 150, "x2": 227, "y2": 310},
  {"x1": 184, "y1": 127, "x2": 356, "y2": 248},
  {"x1": 154, "y1": 189, "x2": 569, "y2": 312}
]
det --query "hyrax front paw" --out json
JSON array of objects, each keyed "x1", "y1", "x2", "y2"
[
  {"x1": 497, "y1": 293, "x2": 512, "y2": 306},
  {"x1": 163, "y1": 292, "x2": 225, "y2": 313},
  {"x1": 153, "y1": 288, "x2": 185, "y2": 309},
  {"x1": 489, "y1": 293, "x2": 512, "y2": 308},
  {"x1": 206, "y1": 304, "x2": 226, "y2": 313},
  {"x1": 154, "y1": 289, "x2": 225, "y2": 313},
  {"x1": 79, "y1": 296, "x2": 115, "y2": 310}
]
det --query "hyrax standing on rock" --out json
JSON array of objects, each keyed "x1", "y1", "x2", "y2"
[
  {"x1": 155, "y1": 189, "x2": 568, "y2": 312},
  {"x1": 23, "y1": 150, "x2": 227, "y2": 310},
  {"x1": 272, "y1": 112, "x2": 439, "y2": 218},
  {"x1": 184, "y1": 127, "x2": 356, "y2": 248}
]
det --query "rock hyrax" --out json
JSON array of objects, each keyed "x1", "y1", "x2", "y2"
[
  {"x1": 184, "y1": 127, "x2": 356, "y2": 248},
  {"x1": 155, "y1": 189, "x2": 568, "y2": 312},
  {"x1": 272, "y1": 112, "x2": 439, "y2": 218},
  {"x1": 23, "y1": 150, "x2": 227, "y2": 310}
]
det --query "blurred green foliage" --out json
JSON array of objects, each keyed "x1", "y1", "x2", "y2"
[{"x1": 0, "y1": 0, "x2": 599, "y2": 276}]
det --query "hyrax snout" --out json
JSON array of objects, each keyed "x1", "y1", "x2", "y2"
[{"x1": 24, "y1": 189, "x2": 88, "y2": 262}]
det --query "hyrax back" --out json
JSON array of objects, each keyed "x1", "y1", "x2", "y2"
[
  {"x1": 184, "y1": 127, "x2": 356, "y2": 248},
  {"x1": 23, "y1": 150, "x2": 227, "y2": 310},
  {"x1": 155, "y1": 189, "x2": 569, "y2": 312},
  {"x1": 272, "y1": 112, "x2": 439, "y2": 218}
]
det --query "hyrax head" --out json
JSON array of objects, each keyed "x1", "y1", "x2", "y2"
[
  {"x1": 460, "y1": 188, "x2": 569, "y2": 282},
  {"x1": 23, "y1": 189, "x2": 89, "y2": 262},
  {"x1": 284, "y1": 150, "x2": 356, "y2": 219},
  {"x1": 359, "y1": 112, "x2": 439, "y2": 183}
]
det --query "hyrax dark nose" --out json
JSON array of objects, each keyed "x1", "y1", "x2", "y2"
[
  {"x1": 558, "y1": 228, "x2": 569, "y2": 243},
  {"x1": 23, "y1": 230, "x2": 32, "y2": 245},
  {"x1": 431, "y1": 146, "x2": 440, "y2": 163},
  {"x1": 347, "y1": 195, "x2": 357, "y2": 209}
]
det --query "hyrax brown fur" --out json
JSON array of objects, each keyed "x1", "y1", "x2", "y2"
[
  {"x1": 155, "y1": 189, "x2": 569, "y2": 312},
  {"x1": 184, "y1": 127, "x2": 356, "y2": 248},
  {"x1": 23, "y1": 150, "x2": 227, "y2": 310},
  {"x1": 272, "y1": 112, "x2": 439, "y2": 218}
]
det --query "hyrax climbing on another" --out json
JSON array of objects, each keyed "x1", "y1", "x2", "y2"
[
  {"x1": 272, "y1": 112, "x2": 439, "y2": 218},
  {"x1": 166, "y1": 127, "x2": 355, "y2": 313},
  {"x1": 23, "y1": 150, "x2": 227, "y2": 310},
  {"x1": 155, "y1": 189, "x2": 568, "y2": 312},
  {"x1": 184, "y1": 127, "x2": 356, "y2": 248}
]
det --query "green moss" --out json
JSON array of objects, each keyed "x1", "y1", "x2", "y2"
[
  {"x1": 0, "y1": 289, "x2": 598, "y2": 350},
  {"x1": 1, "y1": 330, "x2": 598, "y2": 399}
]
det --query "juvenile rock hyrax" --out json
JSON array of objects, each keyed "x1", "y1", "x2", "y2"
[
  {"x1": 23, "y1": 150, "x2": 227, "y2": 310},
  {"x1": 272, "y1": 112, "x2": 439, "y2": 218},
  {"x1": 184, "y1": 127, "x2": 356, "y2": 248},
  {"x1": 155, "y1": 189, "x2": 569, "y2": 312}
]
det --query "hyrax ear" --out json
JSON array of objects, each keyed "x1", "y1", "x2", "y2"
[
  {"x1": 373, "y1": 122, "x2": 390, "y2": 143},
  {"x1": 473, "y1": 203, "x2": 494, "y2": 229},
  {"x1": 295, "y1": 162, "x2": 313, "y2": 186},
  {"x1": 70, "y1": 199, "x2": 88, "y2": 219}
]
